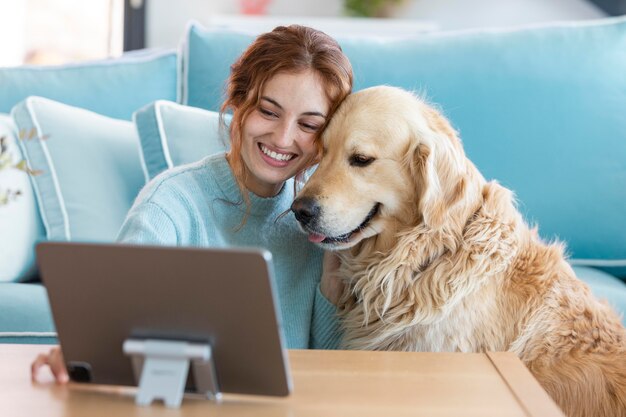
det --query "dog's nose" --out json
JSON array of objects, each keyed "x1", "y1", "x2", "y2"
[{"x1": 291, "y1": 197, "x2": 320, "y2": 226}]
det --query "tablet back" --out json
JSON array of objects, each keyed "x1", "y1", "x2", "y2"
[{"x1": 37, "y1": 241, "x2": 291, "y2": 396}]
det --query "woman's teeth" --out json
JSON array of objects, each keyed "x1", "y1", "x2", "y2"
[{"x1": 260, "y1": 144, "x2": 295, "y2": 162}]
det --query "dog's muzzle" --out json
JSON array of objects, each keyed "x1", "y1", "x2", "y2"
[
  {"x1": 292, "y1": 197, "x2": 381, "y2": 245},
  {"x1": 291, "y1": 196, "x2": 320, "y2": 227}
]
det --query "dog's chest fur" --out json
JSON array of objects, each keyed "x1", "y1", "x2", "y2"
[
  {"x1": 337, "y1": 182, "x2": 525, "y2": 352},
  {"x1": 340, "y1": 274, "x2": 516, "y2": 352},
  {"x1": 398, "y1": 292, "x2": 513, "y2": 352}
]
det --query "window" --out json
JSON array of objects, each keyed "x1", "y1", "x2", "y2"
[{"x1": 0, "y1": 0, "x2": 124, "y2": 67}]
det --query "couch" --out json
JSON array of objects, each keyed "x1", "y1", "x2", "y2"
[{"x1": 1, "y1": 17, "x2": 625, "y2": 345}]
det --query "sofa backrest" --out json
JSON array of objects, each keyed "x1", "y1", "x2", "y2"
[
  {"x1": 0, "y1": 49, "x2": 178, "y2": 121},
  {"x1": 181, "y1": 19, "x2": 626, "y2": 267}
]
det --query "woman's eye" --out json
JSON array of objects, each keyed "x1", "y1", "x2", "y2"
[
  {"x1": 300, "y1": 123, "x2": 320, "y2": 132},
  {"x1": 349, "y1": 154, "x2": 375, "y2": 167},
  {"x1": 259, "y1": 108, "x2": 277, "y2": 117}
]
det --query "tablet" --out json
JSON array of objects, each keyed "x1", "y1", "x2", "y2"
[{"x1": 36, "y1": 241, "x2": 292, "y2": 401}]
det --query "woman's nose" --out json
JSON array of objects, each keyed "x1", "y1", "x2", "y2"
[{"x1": 274, "y1": 120, "x2": 296, "y2": 147}]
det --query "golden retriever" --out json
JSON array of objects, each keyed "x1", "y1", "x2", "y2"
[{"x1": 291, "y1": 86, "x2": 626, "y2": 417}]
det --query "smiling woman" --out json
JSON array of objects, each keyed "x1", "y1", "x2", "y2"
[
  {"x1": 31, "y1": 24, "x2": 354, "y2": 384},
  {"x1": 238, "y1": 71, "x2": 329, "y2": 198},
  {"x1": 222, "y1": 25, "x2": 352, "y2": 222}
]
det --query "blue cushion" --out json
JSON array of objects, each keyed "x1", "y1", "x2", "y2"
[
  {"x1": 0, "y1": 283, "x2": 57, "y2": 344},
  {"x1": 573, "y1": 266, "x2": 626, "y2": 326},
  {"x1": 134, "y1": 100, "x2": 229, "y2": 180},
  {"x1": 0, "y1": 50, "x2": 178, "y2": 121},
  {"x1": 182, "y1": 19, "x2": 626, "y2": 270},
  {"x1": 182, "y1": 26, "x2": 253, "y2": 111},
  {"x1": 0, "y1": 115, "x2": 45, "y2": 282},
  {"x1": 11, "y1": 97, "x2": 145, "y2": 242}
]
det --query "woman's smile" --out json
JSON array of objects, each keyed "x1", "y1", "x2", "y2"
[{"x1": 258, "y1": 143, "x2": 297, "y2": 167}]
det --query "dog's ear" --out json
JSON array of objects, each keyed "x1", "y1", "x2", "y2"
[{"x1": 408, "y1": 107, "x2": 468, "y2": 230}]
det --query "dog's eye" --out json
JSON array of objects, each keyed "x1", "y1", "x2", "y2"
[{"x1": 349, "y1": 154, "x2": 375, "y2": 167}]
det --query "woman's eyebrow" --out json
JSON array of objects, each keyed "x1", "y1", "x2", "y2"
[
  {"x1": 261, "y1": 96, "x2": 326, "y2": 118},
  {"x1": 261, "y1": 96, "x2": 282, "y2": 109},
  {"x1": 303, "y1": 111, "x2": 327, "y2": 118}
]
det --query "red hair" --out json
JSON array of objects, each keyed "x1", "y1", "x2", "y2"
[{"x1": 220, "y1": 25, "x2": 353, "y2": 225}]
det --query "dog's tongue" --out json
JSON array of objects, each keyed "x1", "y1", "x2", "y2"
[{"x1": 308, "y1": 233, "x2": 326, "y2": 243}]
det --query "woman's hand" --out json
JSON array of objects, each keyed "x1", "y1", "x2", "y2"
[
  {"x1": 31, "y1": 347, "x2": 69, "y2": 384},
  {"x1": 320, "y1": 251, "x2": 344, "y2": 306}
]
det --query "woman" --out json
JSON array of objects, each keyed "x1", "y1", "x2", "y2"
[{"x1": 32, "y1": 24, "x2": 353, "y2": 383}]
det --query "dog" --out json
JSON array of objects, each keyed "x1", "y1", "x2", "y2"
[{"x1": 291, "y1": 86, "x2": 626, "y2": 417}]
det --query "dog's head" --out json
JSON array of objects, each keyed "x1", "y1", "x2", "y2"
[{"x1": 292, "y1": 86, "x2": 479, "y2": 251}]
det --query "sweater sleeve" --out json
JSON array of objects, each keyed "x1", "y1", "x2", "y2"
[
  {"x1": 116, "y1": 201, "x2": 179, "y2": 246},
  {"x1": 309, "y1": 283, "x2": 343, "y2": 349}
]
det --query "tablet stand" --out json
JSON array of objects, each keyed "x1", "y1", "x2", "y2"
[{"x1": 123, "y1": 338, "x2": 221, "y2": 408}]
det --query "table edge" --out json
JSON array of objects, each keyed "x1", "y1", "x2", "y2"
[{"x1": 486, "y1": 351, "x2": 566, "y2": 417}]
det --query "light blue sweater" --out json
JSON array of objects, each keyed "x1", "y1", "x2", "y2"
[{"x1": 116, "y1": 153, "x2": 341, "y2": 349}]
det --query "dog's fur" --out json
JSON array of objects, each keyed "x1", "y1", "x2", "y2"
[{"x1": 293, "y1": 86, "x2": 626, "y2": 417}]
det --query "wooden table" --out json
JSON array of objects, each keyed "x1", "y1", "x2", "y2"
[{"x1": 3, "y1": 344, "x2": 564, "y2": 417}]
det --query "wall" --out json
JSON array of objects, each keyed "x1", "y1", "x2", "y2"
[
  {"x1": 402, "y1": 0, "x2": 606, "y2": 30},
  {"x1": 145, "y1": 0, "x2": 607, "y2": 48}
]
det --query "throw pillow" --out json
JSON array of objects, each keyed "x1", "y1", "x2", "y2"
[
  {"x1": 11, "y1": 97, "x2": 145, "y2": 242},
  {"x1": 133, "y1": 100, "x2": 229, "y2": 180},
  {"x1": 0, "y1": 114, "x2": 45, "y2": 282}
]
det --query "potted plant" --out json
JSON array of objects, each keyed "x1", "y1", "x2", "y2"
[{"x1": 344, "y1": 0, "x2": 407, "y2": 17}]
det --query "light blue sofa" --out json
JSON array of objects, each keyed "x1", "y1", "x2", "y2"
[{"x1": 1, "y1": 17, "x2": 625, "y2": 345}]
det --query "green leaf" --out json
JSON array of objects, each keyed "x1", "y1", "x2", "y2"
[
  {"x1": 15, "y1": 160, "x2": 28, "y2": 171},
  {"x1": 344, "y1": 0, "x2": 405, "y2": 17}
]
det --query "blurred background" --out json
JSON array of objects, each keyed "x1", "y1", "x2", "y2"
[{"x1": 0, "y1": 0, "x2": 623, "y2": 67}]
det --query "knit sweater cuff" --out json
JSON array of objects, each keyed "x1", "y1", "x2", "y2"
[{"x1": 310, "y1": 284, "x2": 342, "y2": 349}]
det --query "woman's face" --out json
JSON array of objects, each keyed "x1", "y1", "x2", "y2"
[{"x1": 240, "y1": 70, "x2": 330, "y2": 197}]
